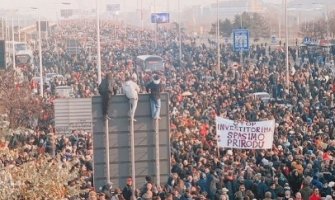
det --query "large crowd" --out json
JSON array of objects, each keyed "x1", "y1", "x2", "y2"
[{"x1": 1, "y1": 18, "x2": 335, "y2": 200}]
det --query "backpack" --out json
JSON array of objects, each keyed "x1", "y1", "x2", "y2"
[{"x1": 98, "y1": 78, "x2": 109, "y2": 95}]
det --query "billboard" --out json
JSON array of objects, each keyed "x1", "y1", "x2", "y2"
[
  {"x1": 54, "y1": 98, "x2": 92, "y2": 134},
  {"x1": 92, "y1": 93, "x2": 170, "y2": 189},
  {"x1": 233, "y1": 29, "x2": 249, "y2": 52},
  {"x1": 60, "y1": 9, "x2": 73, "y2": 18},
  {"x1": 151, "y1": 13, "x2": 170, "y2": 23}
]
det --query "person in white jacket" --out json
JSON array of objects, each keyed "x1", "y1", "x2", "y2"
[{"x1": 122, "y1": 75, "x2": 140, "y2": 121}]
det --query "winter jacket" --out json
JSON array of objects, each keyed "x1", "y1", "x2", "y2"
[
  {"x1": 122, "y1": 80, "x2": 140, "y2": 99},
  {"x1": 122, "y1": 185, "x2": 133, "y2": 200},
  {"x1": 288, "y1": 172, "x2": 303, "y2": 194},
  {"x1": 146, "y1": 79, "x2": 162, "y2": 100}
]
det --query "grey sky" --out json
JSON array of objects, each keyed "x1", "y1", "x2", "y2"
[
  {"x1": 0, "y1": 0, "x2": 208, "y2": 21},
  {"x1": 1, "y1": 0, "x2": 255, "y2": 17},
  {"x1": 0, "y1": 0, "x2": 329, "y2": 21},
  {"x1": 1, "y1": 0, "x2": 214, "y2": 13},
  {"x1": 0, "y1": 0, "x2": 318, "y2": 13}
]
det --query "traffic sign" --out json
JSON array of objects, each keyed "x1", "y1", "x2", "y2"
[
  {"x1": 151, "y1": 13, "x2": 170, "y2": 24},
  {"x1": 233, "y1": 29, "x2": 249, "y2": 52}
]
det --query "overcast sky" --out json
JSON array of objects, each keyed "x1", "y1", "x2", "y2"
[
  {"x1": 1, "y1": 0, "x2": 219, "y2": 13},
  {"x1": 0, "y1": 0, "x2": 219, "y2": 21},
  {"x1": 0, "y1": 0, "x2": 316, "y2": 21}
]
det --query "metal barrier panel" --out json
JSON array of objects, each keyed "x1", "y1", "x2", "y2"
[
  {"x1": 54, "y1": 98, "x2": 92, "y2": 134},
  {"x1": 92, "y1": 93, "x2": 170, "y2": 190}
]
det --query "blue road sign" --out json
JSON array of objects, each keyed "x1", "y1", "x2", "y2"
[
  {"x1": 233, "y1": 29, "x2": 249, "y2": 52},
  {"x1": 151, "y1": 13, "x2": 170, "y2": 23}
]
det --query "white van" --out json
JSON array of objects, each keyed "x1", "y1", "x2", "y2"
[
  {"x1": 45, "y1": 73, "x2": 57, "y2": 84},
  {"x1": 55, "y1": 86, "x2": 73, "y2": 98},
  {"x1": 251, "y1": 92, "x2": 271, "y2": 103}
]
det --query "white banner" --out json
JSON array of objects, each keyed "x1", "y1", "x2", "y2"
[{"x1": 216, "y1": 117, "x2": 275, "y2": 149}]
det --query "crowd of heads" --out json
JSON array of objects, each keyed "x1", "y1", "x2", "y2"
[{"x1": 2, "y1": 19, "x2": 335, "y2": 199}]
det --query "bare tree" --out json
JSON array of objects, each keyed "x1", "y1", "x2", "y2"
[
  {"x1": 0, "y1": 69, "x2": 42, "y2": 128},
  {"x1": 210, "y1": 12, "x2": 271, "y2": 39},
  {"x1": 300, "y1": 13, "x2": 333, "y2": 39}
]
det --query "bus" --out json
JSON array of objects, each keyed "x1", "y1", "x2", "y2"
[
  {"x1": 135, "y1": 55, "x2": 164, "y2": 73},
  {"x1": 6, "y1": 41, "x2": 34, "y2": 68}
]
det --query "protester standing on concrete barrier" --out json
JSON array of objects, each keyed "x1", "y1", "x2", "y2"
[
  {"x1": 99, "y1": 73, "x2": 116, "y2": 120},
  {"x1": 122, "y1": 74, "x2": 140, "y2": 121},
  {"x1": 146, "y1": 74, "x2": 162, "y2": 120}
]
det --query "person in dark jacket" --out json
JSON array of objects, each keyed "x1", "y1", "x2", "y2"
[
  {"x1": 197, "y1": 172, "x2": 208, "y2": 193},
  {"x1": 206, "y1": 169, "x2": 219, "y2": 200},
  {"x1": 288, "y1": 169, "x2": 303, "y2": 194},
  {"x1": 146, "y1": 74, "x2": 162, "y2": 120},
  {"x1": 267, "y1": 182, "x2": 279, "y2": 199},
  {"x1": 99, "y1": 72, "x2": 116, "y2": 119},
  {"x1": 252, "y1": 176, "x2": 268, "y2": 199},
  {"x1": 122, "y1": 176, "x2": 134, "y2": 200}
]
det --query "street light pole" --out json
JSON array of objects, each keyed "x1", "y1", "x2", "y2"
[
  {"x1": 216, "y1": 0, "x2": 220, "y2": 73},
  {"x1": 32, "y1": 7, "x2": 43, "y2": 97},
  {"x1": 285, "y1": 0, "x2": 289, "y2": 91},
  {"x1": 279, "y1": 0, "x2": 284, "y2": 41},
  {"x1": 141, "y1": 0, "x2": 143, "y2": 40},
  {"x1": 96, "y1": 0, "x2": 108, "y2": 187},
  {"x1": 5, "y1": 17, "x2": 9, "y2": 41},
  {"x1": 11, "y1": 16, "x2": 15, "y2": 70},
  {"x1": 38, "y1": 10, "x2": 43, "y2": 97},
  {"x1": 240, "y1": 13, "x2": 243, "y2": 76},
  {"x1": 96, "y1": 0, "x2": 102, "y2": 84},
  {"x1": 178, "y1": 0, "x2": 182, "y2": 67},
  {"x1": 325, "y1": 8, "x2": 329, "y2": 38},
  {"x1": 154, "y1": 0, "x2": 159, "y2": 49},
  {"x1": 17, "y1": 16, "x2": 20, "y2": 42}
]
